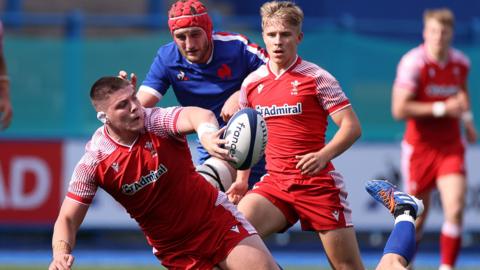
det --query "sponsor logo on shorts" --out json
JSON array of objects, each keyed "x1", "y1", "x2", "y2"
[
  {"x1": 230, "y1": 225, "x2": 240, "y2": 233},
  {"x1": 332, "y1": 210, "x2": 340, "y2": 221}
]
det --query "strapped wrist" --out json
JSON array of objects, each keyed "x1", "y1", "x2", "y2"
[
  {"x1": 432, "y1": 101, "x2": 446, "y2": 117},
  {"x1": 462, "y1": 111, "x2": 473, "y2": 123},
  {"x1": 197, "y1": 122, "x2": 219, "y2": 139}
]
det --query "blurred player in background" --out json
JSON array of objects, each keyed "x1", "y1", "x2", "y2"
[
  {"x1": 0, "y1": 20, "x2": 12, "y2": 130},
  {"x1": 120, "y1": 0, "x2": 267, "y2": 190},
  {"x1": 231, "y1": 1, "x2": 365, "y2": 269},
  {"x1": 391, "y1": 8, "x2": 477, "y2": 270},
  {"x1": 48, "y1": 76, "x2": 279, "y2": 270}
]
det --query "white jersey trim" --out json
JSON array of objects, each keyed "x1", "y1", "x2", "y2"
[
  {"x1": 65, "y1": 196, "x2": 90, "y2": 206},
  {"x1": 138, "y1": 85, "x2": 164, "y2": 100},
  {"x1": 330, "y1": 103, "x2": 352, "y2": 116},
  {"x1": 329, "y1": 170, "x2": 353, "y2": 227},
  {"x1": 213, "y1": 33, "x2": 267, "y2": 62}
]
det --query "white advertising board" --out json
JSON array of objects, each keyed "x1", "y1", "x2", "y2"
[
  {"x1": 65, "y1": 140, "x2": 480, "y2": 231},
  {"x1": 334, "y1": 143, "x2": 480, "y2": 231}
]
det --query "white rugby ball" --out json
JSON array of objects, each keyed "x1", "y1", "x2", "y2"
[
  {"x1": 223, "y1": 108, "x2": 267, "y2": 170},
  {"x1": 196, "y1": 157, "x2": 237, "y2": 191}
]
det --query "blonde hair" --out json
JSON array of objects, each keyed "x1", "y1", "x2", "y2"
[
  {"x1": 423, "y1": 8, "x2": 455, "y2": 28},
  {"x1": 260, "y1": 1, "x2": 304, "y2": 32}
]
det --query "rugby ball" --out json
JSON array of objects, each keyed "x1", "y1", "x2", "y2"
[
  {"x1": 223, "y1": 108, "x2": 267, "y2": 170},
  {"x1": 196, "y1": 157, "x2": 237, "y2": 192}
]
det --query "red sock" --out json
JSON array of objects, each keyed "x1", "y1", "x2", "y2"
[{"x1": 440, "y1": 232, "x2": 461, "y2": 267}]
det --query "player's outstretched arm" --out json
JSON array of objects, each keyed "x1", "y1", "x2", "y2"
[
  {"x1": 296, "y1": 106, "x2": 361, "y2": 175},
  {"x1": 49, "y1": 199, "x2": 89, "y2": 270},
  {"x1": 177, "y1": 107, "x2": 231, "y2": 160}
]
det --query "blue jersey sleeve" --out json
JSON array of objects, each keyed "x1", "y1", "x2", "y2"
[
  {"x1": 142, "y1": 50, "x2": 171, "y2": 96},
  {"x1": 242, "y1": 37, "x2": 267, "y2": 73}
]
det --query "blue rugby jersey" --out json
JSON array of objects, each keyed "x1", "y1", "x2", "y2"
[{"x1": 139, "y1": 31, "x2": 267, "y2": 128}]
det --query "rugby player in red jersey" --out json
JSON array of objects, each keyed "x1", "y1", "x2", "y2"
[
  {"x1": 48, "y1": 76, "x2": 279, "y2": 270},
  {"x1": 392, "y1": 8, "x2": 477, "y2": 270}
]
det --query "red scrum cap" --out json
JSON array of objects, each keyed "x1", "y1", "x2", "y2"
[{"x1": 168, "y1": 0, "x2": 213, "y2": 41}]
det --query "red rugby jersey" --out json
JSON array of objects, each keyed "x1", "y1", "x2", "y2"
[
  {"x1": 66, "y1": 107, "x2": 226, "y2": 251},
  {"x1": 393, "y1": 44, "x2": 470, "y2": 145},
  {"x1": 240, "y1": 57, "x2": 351, "y2": 177}
]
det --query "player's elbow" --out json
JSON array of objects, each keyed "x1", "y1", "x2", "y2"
[
  {"x1": 349, "y1": 121, "x2": 362, "y2": 142},
  {"x1": 354, "y1": 124, "x2": 362, "y2": 141}
]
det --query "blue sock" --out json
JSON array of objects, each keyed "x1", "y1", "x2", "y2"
[{"x1": 383, "y1": 215, "x2": 416, "y2": 264}]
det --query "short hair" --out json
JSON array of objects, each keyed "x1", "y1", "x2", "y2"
[
  {"x1": 423, "y1": 8, "x2": 455, "y2": 28},
  {"x1": 260, "y1": 1, "x2": 304, "y2": 32},
  {"x1": 90, "y1": 76, "x2": 130, "y2": 102}
]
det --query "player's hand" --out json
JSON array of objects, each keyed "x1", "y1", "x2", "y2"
[
  {"x1": 220, "y1": 91, "x2": 240, "y2": 122},
  {"x1": 295, "y1": 152, "x2": 328, "y2": 176},
  {"x1": 0, "y1": 98, "x2": 12, "y2": 130},
  {"x1": 455, "y1": 91, "x2": 469, "y2": 111},
  {"x1": 226, "y1": 181, "x2": 248, "y2": 204},
  {"x1": 118, "y1": 70, "x2": 137, "y2": 89},
  {"x1": 48, "y1": 253, "x2": 75, "y2": 270},
  {"x1": 200, "y1": 127, "x2": 232, "y2": 161},
  {"x1": 465, "y1": 122, "x2": 478, "y2": 143},
  {"x1": 445, "y1": 94, "x2": 465, "y2": 117}
]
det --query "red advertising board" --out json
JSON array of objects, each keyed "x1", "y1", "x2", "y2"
[{"x1": 0, "y1": 140, "x2": 62, "y2": 224}]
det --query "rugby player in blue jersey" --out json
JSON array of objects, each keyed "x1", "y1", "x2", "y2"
[{"x1": 120, "y1": 0, "x2": 267, "y2": 195}]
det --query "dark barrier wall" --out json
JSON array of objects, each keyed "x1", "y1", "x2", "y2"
[{"x1": 229, "y1": 0, "x2": 480, "y2": 21}]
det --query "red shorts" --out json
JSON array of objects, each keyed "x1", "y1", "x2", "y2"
[
  {"x1": 401, "y1": 140, "x2": 465, "y2": 195},
  {"x1": 153, "y1": 193, "x2": 256, "y2": 270},
  {"x1": 250, "y1": 171, "x2": 353, "y2": 231}
]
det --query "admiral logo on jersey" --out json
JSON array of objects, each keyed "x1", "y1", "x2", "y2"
[
  {"x1": 426, "y1": 84, "x2": 459, "y2": 97},
  {"x1": 217, "y1": 64, "x2": 232, "y2": 80},
  {"x1": 255, "y1": 103, "x2": 302, "y2": 118},
  {"x1": 122, "y1": 164, "x2": 168, "y2": 195}
]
